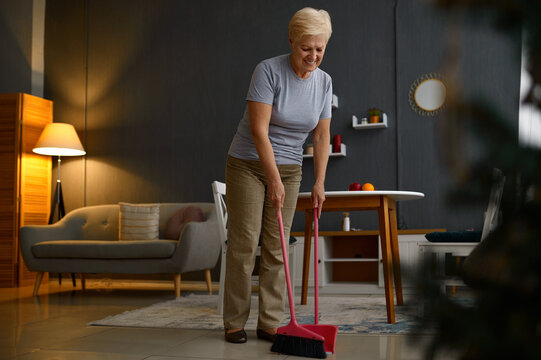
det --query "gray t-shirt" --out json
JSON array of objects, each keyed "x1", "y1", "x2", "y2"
[{"x1": 228, "y1": 54, "x2": 332, "y2": 165}]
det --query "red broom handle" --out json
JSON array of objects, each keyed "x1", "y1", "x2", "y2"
[
  {"x1": 277, "y1": 211, "x2": 297, "y2": 324},
  {"x1": 313, "y1": 208, "x2": 319, "y2": 325}
]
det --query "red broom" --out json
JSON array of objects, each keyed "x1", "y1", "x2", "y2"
[
  {"x1": 271, "y1": 211, "x2": 326, "y2": 359},
  {"x1": 301, "y1": 208, "x2": 338, "y2": 354}
]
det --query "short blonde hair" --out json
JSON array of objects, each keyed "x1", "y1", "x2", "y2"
[{"x1": 288, "y1": 7, "x2": 332, "y2": 44}]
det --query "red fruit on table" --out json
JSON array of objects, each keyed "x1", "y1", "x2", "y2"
[{"x1": 348, "y1": 182, "x2": 362, "y2": 191}]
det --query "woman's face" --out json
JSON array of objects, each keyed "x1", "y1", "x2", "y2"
[{"x1": 289, "y1": 34, "x2": 327, "y2": 79}]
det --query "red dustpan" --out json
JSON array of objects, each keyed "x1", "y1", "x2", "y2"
[
  {"x1": 301, "y1": 208, "x2": 338, "y2": 354},
  {"x1": 271, "y1": 211, "x2": 326, "y2": 359}
]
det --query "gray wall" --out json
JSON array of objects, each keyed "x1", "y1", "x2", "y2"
[
  {"x1": 0, "y1": 0, "x2": 33, "y2": 94},
  {"x1": 42, "y1": 0, "x2": 521, "y2": 233},
  {"x1": 396, "y1": 2, "x2": 521, "y2": 229}
]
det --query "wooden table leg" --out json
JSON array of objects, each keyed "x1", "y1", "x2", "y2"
[
  {"x1": 388, "y1": 199, "x2": 403, "y2": 306},
  {"x1": 301, "y1": 210, "x2": 314, "y2": 305},
  {"x1": 378, "y1": 196, "x2": 395, "y2": 324}
]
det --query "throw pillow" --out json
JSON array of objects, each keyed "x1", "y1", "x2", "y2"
[
  {"x1": 164, "y1": 206, "x2": 206, "y2": 240},
  {"x1": 119, "y1": 202, "x2": 160, "y2": 240}
]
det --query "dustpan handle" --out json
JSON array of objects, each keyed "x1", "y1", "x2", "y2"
[
  {"x1": 313, "y1": 208, "x2": 319, "y2": 325},
  {"x1": 277, "y1": 211, "x2": 297, "y2": 323}
]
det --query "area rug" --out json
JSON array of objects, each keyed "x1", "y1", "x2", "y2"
[{"x1": 89, "y1": 294, "x2": 424, "y2": 334}]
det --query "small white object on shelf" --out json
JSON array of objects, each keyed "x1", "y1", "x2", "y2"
[
  {"x1": 352, "y1": 113, "x2": 388, "y2": 129},
  {"x1": 303, "y1": 143, "x2": 346, "y2": 159},
  {"x1": 342, "y1": 212, "x2": 350, "y2": 231},
  {"x1": 332, "y1": 94, "x2": 339, "y2": 109}
]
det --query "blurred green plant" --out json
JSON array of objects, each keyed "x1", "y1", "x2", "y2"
[
  {"x1": 367, "y1": 108, "x2": 382, "y2": 116},
  {"x1": 414, "y1": 1, "x2": 541, "y2": 359}
]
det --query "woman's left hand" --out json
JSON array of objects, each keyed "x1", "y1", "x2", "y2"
[{"x1": 311, "y1": 182, "x2": 326, "y2": 218}]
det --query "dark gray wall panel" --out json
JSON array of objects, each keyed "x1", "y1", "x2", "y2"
[
  {"x1": 44, "y1": 0, "x2": 399, "y2": 231},
  {"x1": 0, "y1": 0, "x2": 33, "y2": 94},
  {"x1": 44, "y1": 0, "x2": 87, "y2": 212},
  {"x1": 43, "y1": 0, "x2": 520, "y2": 234},
  {"x1": 396, "y1": 0, "x2": 520, "y2": 230},
  {"x1": 396, "y1": 1, "x2": 453, "y2": 230}
]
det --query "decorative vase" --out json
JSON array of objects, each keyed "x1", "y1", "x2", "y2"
[{"x1": 332, "y1": 135, "x2": 342, "y2": 153}]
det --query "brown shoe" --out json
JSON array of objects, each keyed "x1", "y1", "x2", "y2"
[
  {"x1": 256, "y1": 329, "x2": 277, "y2": 342},
  {"x1": 225, "y1": 329, "x2": 247, "y2": 343}
]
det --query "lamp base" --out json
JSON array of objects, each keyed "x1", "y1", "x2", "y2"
[
  {"x1": 48, "y1": 179, "x2": 75, "y2": 286},
  {"x1": 48, "y1": 180, "x2": 65, "y2": 224}
]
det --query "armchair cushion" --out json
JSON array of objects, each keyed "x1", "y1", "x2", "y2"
[
  {"x1": 164, "y1": 206, "x2": 206, "y2": 240},
  {"x1": 119, "y1": 202, "x2": 160, "y2": 240}
]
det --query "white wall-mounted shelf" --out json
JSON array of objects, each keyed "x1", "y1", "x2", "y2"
[
  {"x1": 303, "y1": 143, "x2": 346, "y2": 159},
  {"x1": 352, "y1": 113, "x2": 388, "y2": 129}
]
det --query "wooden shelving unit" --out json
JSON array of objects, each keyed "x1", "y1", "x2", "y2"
[{"x1": 291, "y1": 229, "x2": 445, "y2": 294}]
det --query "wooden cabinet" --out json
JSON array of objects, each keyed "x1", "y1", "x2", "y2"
[
  {"x1": 0, "y1": 93, "x2": 52, "y2": 287},
  {"x1": 324, "y1": 233, "x2": 380, "y2": 284},
  {"x1": 292, "y1": 229, "x2": 442, "y2": 295},
  {"x1": 319, "y1": 231, "x2": 386, "y2": 294}
]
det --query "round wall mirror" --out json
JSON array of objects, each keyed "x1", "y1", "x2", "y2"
[{"x1": 409, "y1": 73, "x2": 446, "y2": 116}]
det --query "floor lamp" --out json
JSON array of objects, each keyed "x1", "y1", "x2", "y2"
[{"x1": 33, "y1": 123, "x2": 86, "y2": 285}]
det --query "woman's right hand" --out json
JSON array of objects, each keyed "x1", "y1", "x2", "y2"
[{"x1": 267, "y1": 179, "x2": 285, "y2": 218}]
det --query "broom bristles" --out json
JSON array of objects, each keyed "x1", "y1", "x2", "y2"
[{"x1": 271, "y1": 333, "x2": 326, "y2": 359}]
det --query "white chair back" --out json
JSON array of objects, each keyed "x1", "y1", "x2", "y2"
[
  {"x1": 212, "y1": 181, "x2": 227, "y2": 250},
  {"x1": 480, "y1": 169, "x2": 506, "y2": 241},
  {"x1": 211, "y1": 180, "x2": 297, "y2": 315}
]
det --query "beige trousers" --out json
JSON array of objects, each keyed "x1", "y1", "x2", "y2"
[{"x1": 223, "y1": 156, "x2": 301, "y2": 330}]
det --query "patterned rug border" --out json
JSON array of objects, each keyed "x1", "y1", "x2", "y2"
[{"x1": 89, "y1": 294, "x2": 426, "y2": 335}]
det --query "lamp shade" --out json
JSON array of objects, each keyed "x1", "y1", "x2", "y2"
[{"x1": 33, "y1": 123, "x2": 86, "y2": 156}]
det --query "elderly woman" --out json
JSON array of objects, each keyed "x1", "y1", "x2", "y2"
[{"x1": 224, "y1": 7, "x2": 332, "y2": 344}]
